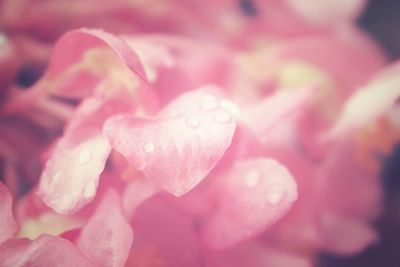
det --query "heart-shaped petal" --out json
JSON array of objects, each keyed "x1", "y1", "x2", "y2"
[
  {"x1": 202, "y1": 158, "x2": 298, "y2": 249},
  {"x1": 104, "y1": 90, "x2": 236, "y2": 196}
]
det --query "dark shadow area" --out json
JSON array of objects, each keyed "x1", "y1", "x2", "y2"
[
  {"x1": 319, "y1": 144, "x2": 400, "y2": 267},
  {"x1": 359, "y1": 0, "x2": 400, "y2": 60}
]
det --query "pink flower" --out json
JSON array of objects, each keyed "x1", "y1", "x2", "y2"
[{"x1": 1, "y1": 1, "x2": 399, "y2": 266}]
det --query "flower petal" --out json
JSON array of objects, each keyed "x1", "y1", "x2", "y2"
[
  {"x1": 76, "y1": 189, "x2": 133, "y2": 267},
  {"x1": 125, "y1": 36, "x2": 234, "y2": 105},
  {"x1": 202, "y1": 158, "x2": 298, "y2": 249},
  {"x1": 38, "y1": 127, "x2": 111, "y2": 214},
  {"x1": 104, "y1": 89, "x2": 236, "y2": 196},
  {"x1": 123, "y1": 178, "x2": 158, "y2": 220},
  {"x1": 317, "y1": 213, "x2": 378, "y2": 255},
  {"x1": 328, "y1": 63, "x2": 400, "y2": 137},
  {"x1": 0, "y1": 235, "x2": 91, "y2": 267},
  {"x1": 31, "y1": 29, "x2": 158, "y2": 112},
  {"x1": 242, "y1": 87, "x2": 315, "y2": 138},
  {"x1": 286, "y1": 0, "x2": 366, "y2": 24}
]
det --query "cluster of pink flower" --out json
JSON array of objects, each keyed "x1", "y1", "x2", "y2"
[{"x1": 1, "y1": 0, "x2": 399, "y2": 266}]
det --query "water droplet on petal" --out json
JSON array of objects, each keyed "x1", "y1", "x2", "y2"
[
  {"x1": 215, "y1": 111, "x2": 232, "y2": 123},
  {"x1": 186, "y1": 117, "x2": 200, "y2": 128},
  {"x1": 268, "y1": 184, "x2": 284, "y2": 204},
  {"x1": 143, "y1": 142, "x2": 155, "y2": 153},
  {"x1": 78, "y1": 150, "x2": 92, "y2": 164},
  {"x1": 244, "y1": 169, "x2": 261, "y2": 187},
  {"x1": 201, "y1": 95, "x2": 219, "y2": 110}
]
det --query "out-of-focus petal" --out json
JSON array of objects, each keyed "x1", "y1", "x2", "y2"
[
  {"x1": 328, "y1": 63, "x2": 400, "y2": 137},
  {"x1": 123, "y1": 177, "x2": 158, "y2": 220},
  {"x1": 0, "y1": 182, "x2": 18, "y2": 245},
  {"x1": 0, "y1": 235, "x2": 91, "y2": 267},
  {"x1": 285, "y1": 0, "x2": 366, "y2": 25},
  {"x1": 104, "y1": 89, "x2": 236, "y2": 196},
  {"x1": 202, "y1": 158, "x2": 297, "y2": 249},
  {"x1": 19, "y1": 29, "x2": 158, "y2": 112},
  {"x1": 242, "y1": 87, "x2": 315, "y2": 138},
  {"x1": 125, "y1": 36, "x2": 234, "y2": 104},
  {"x1": 315, "y1": 141, "x2": 382, "y2": 220},
  {"x1": 127, "y1": 196, "x2": 201, "y2": 267},
  {"x1": 65, "y1": 96, "x2": 135, "y2": 133},
  {"x1": 241, "y1": 28, "x2": 385, "y2": 100},
  {"x1": 45, "y1": 28, "x2": 146, "y2": 87},
  {"x1": 76, "y1": 189, "x2": 133, "y2": 267},
  {"x1": 0, "y1": 33, "x2": 18, "y2": 103},
  {"x1": 317, "y1": 213, "x2": 378, "y2": 255}
]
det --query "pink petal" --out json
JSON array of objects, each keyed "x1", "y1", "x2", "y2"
[
  {"x1": 76, "y1": 189, "x2": 133, "y2": 267},
  {"x1": 38, "y1": 75, "x2": 146, "y2": 215},
  {"x1": 242, "y1": 87, "x2": 315, "y2": 138},
  {"x1": 0, "y1": 235, "x2": 91, "y2": 267},
  {"x1": 35, "y1": 29, "x2": 157, "y2": 111},
  {"x1": 0, "y1": 182, "x2": 18, "y2": 245},
  {"x1": 328, "y1": 62, "x2": 400, "y2": 137},
  {"x1": 202, "y1": 158, "x2": 298, "y2": 249},
  {"x1": 104, "y1": 90, "x2": 236, "y2": 196},
  {"x1": 253, "y1": 28, "x2": 385, "y2": 97},
  {"x1": 38, "y1": 128, "x2": 111, "y2": 214},
  {"x1": 125, "y1": 35, "x2": 234, "y2": 105},
  {"x1": 285, "y1": 0, "x2": 366, "y2": 24},
  {"x1": 47, "y1": 29, "x2": 146, "y2": 85},
  {"x1": 122, "y1": 177, "x2": 158, "y2": 220},
  {"x1": 65, "y1": 96, "x2": 135, "y2": 133},
  {"x1": 317, "y1": 213, "x2": 378, "y2": 255}
]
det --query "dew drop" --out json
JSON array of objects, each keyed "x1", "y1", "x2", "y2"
[
  {"x1": 267, "y1": 185, "x2": 284, "y2": 204},
  {"x1": 78, "y1": 150, "x2": 92, "y2": 164},
  {"x1": 244, "y1": 169, "x2": 261, "y2": 187},
  {"x1": 201, "y1": 95, "x2": 219, "y2": 110},
  {"x1": 186, "y1": 117, "x2": 200, "y2": 128},
  {"x1": 143, "y1": 142, "x2": 155, "y2": 153},
  {"x1": 215, "y1": 111, "x2": 232, "y2": 123}
]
